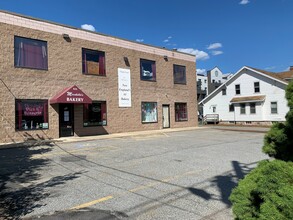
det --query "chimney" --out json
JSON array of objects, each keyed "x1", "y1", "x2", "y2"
[{"x1": 290, "y1": 66, "x2": 293, "y2": 71}]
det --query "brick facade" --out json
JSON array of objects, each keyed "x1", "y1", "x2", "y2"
[{"x1": 0, "y1": 11, "x2": 197, "y2": 144}]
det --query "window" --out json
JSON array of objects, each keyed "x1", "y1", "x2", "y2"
[
  {"x1": 173, "y1": 64, "x2": 186, "y2": 84},
  {"x1": 229, "y1": 104, "x2": 234, "y2": 112},
  {"x1": 204, "y1": 79, "x2": 207, "y2": 83},
  {"x1": 141, "y1": 102, "x2": 158, "y2": 123},
  {"x1": 175, "y1": 103, "x2": 188, "y2": 121},
  {"x1": 14, "y1": 36, "x2": 48, "y2": 70},
  {"x1": 250, "y1": 103, "x2": 256, "y2": 114},
  {"x1": 222, "y1": 88, "x2": 226, "y2": 95},
  {"x1": 82, "y1": 48, "x2": 105, "y2": 76},
  {"x1": 254, "y1": 82, "x2": 260, "y2": 93},
  {"x1": 83, "y1": 101, "x2": 107, "y2": 126},
  {"x1": 235, "y1": 84, "x2": 241, "y2": 95},
  {"x1": 271, "y1": 102, "x2": 278, "y2": 114},
  {"x1": 15, "y1": 99, "x2": 48, "y2": 130},
  {"x1": 140, "y1": 59, "x2": 156, "y2": 81},
  {"x1": 240, "y1": 103, "x2": 246, "y2": 114},
  {"x1": 212, "y1": 106, "x2": 216, "y2": 113},
  {"x1": 212, "y1": 79, "x2": 215, "y2": 83}
]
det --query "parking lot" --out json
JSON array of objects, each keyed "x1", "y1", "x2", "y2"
[{"x1": 0, "y1": 127, "x2": 268, "y2": 219}]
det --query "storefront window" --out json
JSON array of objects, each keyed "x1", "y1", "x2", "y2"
[
  {"x1": 15, "y1": 99, "x2": 49, "y2": 130},
  {"x1": 83, "y1": 101, "x2": 107, "y2": 126},
  {"x1": 14, "y1": 36, "x2": 48, "y2": 70},
  {"x1": 175, "y1": 103, "x2": 188, "y2": 121},
  {"x1": 141, "y1": 102, "x2": 158, "y2": 123}
]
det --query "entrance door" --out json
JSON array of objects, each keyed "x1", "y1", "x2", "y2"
[
  {"x1": 59, "y1": 104, "x2": 74, "y2": 137},
  {"x1": 162, "y1": 105, "x2": 170, "y2": 128}
]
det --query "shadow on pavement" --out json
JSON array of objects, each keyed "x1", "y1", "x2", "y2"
[
  {"x1": 0, "y1": 143, "x2": 82, "y2": 219},
  {"x1": 25, "y1": 208, "x2": 128, "y2": 220},
  {"x1": 188, "y1": 160, "x2": 256, "y2": 207}
]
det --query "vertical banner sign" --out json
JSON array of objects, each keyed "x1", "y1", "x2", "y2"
[{"x1": 118, "y1": 68, "x2": 131, "y2": 107}]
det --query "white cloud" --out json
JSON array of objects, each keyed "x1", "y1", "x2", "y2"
[
  {"x1": 163, "y1": 36, "x2": 172, "y2": 43},
  {"x1": 207, "y1": 43, "x2": 222, "y2": 50},
  {"x1": 211, "y1": 50, "x2": 223, "y2": 56},
  {"x1": 136, "y1": 39, "x2": 144, "y2": 43},
  {"x1": 265, "y1": 66, "x2": 276, "y2": 70},
  {"x1": 177, "y1": 48, "x2": 209, "y2": 61},
  {"x1": 239, "y1": 0, "x2": 250, "y2": 5},
  {"x1": 196, "y1": 69, "x2": 207, "y2": 75},
  {"x1": 81, "y1": 24, "x2": 96, "y2": 32}
]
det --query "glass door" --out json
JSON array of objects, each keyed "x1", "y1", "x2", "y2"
[
  {"x1": 59, "y1": 104, "x2": 74, "y2": 137},
  {"x1": 162, "y1": 105, "x2": 170, "y2": 128}
]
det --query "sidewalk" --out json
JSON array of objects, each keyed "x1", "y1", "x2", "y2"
[
  {"x1": 205, "y1": 124, "x2": 270, "y2": 133},
  {"x1": 0, "y1": 125, "x2": 270, "y2": 149},
  {"x1": 0, "y1": 126, "x2": 205, "y2": 149},
  {"x1": 58, "y1": 126, "x2": 204, "y2": 143}
]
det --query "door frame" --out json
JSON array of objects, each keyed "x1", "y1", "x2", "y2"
[
  {"x1": 162, "y1": 104, "x2": 170, "y2": 128},
  {"x1": 59, "y1": 103, "x2": 74, "y2": 137}
]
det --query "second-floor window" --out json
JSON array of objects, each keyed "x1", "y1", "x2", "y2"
[
  {"x1": 82, "y1": 48, "x2": 105, "y2": 76},
  {"x1": 254, "y1": 82, "x2": 260, "y2": 93},
  {"x1": 140, "y1": 59, "x2": 156, "y2": 81},
  {"x1": 174, "y1": 65, "x2": 186, "y2": 84},
  {"x1": 14, "y1": 36, "x2": 48, "y2": 70},
  {"x1": 235, "y1": 84, "x2": 241, "y2": 95}
]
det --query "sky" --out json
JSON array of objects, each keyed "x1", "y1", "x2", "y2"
[{"x1": 0, "y1": 0, "x2": 292, "y2": 75}]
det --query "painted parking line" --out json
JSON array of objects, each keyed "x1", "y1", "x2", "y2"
[
  {"x1": 69, "y1": 169, "x2": 205, "y2": 210},
  {"x1": 70, "y1": 195, "x2": 113, "y2": 210}
]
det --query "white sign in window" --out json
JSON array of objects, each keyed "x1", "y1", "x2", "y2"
[{"x1": 118, "y1": 68, "x2": 131, "y2": 107}]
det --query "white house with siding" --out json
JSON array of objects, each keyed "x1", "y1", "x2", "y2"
[{"x1": 199, "y1": 66, "x2": 292, "y2": 124}]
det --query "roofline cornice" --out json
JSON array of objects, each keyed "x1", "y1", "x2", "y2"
[{"x1": 0, "y1": 10, "x2": 195, "y2": 62}]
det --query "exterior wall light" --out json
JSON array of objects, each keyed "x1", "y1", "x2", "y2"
[
  {"x1": 124, "y1": 57, "x2": 130, "y2": 67},
  {"x1": 62, "y1": 34, "x2": 71, "y2": 42}
]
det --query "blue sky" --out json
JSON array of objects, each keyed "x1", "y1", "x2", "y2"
[{"x1": 0, "y1": 0, "x2": 292, "y2": 75}]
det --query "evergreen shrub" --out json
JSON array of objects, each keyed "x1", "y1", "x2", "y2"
[{"x1": 230, "y1": 160, "x2": 293, "y2": 220}]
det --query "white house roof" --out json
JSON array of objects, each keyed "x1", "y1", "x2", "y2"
[{"x1": 199, "y1": 66, "x2": 289, "y2": 105}]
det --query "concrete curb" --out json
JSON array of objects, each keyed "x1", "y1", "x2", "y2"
[{"x1": 0, "y1": 126, "x2": 206, "y2": 149}]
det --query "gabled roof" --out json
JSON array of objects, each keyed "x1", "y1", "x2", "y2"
[
  {"x1": 248, "y1": 67, "x2": 288, "y2": 83},
  {"x1": 199, "y1": 66, "x2": 288, "y2": 105},
  {"x1": 276, "y1": 69, "x2": 293, "y2": 80}
]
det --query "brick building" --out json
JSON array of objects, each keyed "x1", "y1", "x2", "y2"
[{"x1": 0, "y1": 11, "x2": 197, "y2": 144}]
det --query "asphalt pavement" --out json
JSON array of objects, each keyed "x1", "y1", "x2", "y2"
[{"x1": 0, "y1": 127, "x2": 268, "y2": 219}]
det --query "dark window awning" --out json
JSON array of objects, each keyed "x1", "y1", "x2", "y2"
[
  {"x1": 230, "y1": 95, "x2": 266, "y2": 104},
  {"x1": 50, "y1": 85, "x2": 92, "y2": 104}
]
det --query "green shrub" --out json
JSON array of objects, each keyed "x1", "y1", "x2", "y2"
[
  {"x1": 229, "y1": 160, "x2": 293, "y2": 220},
  {"x1": 262, "y1": 80, "x2": 293, "y2": 161}
]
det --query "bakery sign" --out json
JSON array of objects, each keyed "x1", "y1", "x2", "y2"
[
  {"x1": 50, "y1": 85, "x2": 92, "y2": 104},
  {"x1": 66, "y1": 90, "x2": 85, "y2": 102}
]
